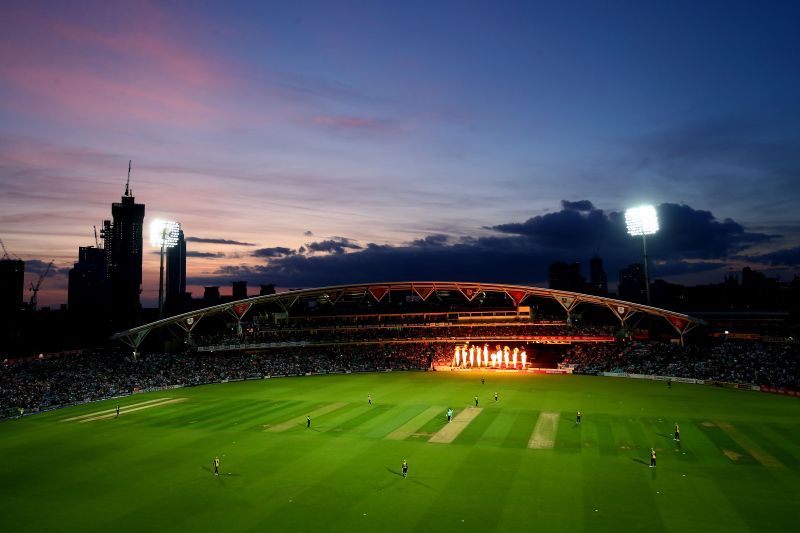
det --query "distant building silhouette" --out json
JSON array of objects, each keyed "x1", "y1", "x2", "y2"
[
  {"x1": 0, "y1": 258, "x2": 25, "y2": 316},
  {"x1": 232, "y1": 281, "x2": 248, "y2": 300},
  {"x1": 104, "y1": 175, "x2": 145, "y2": 328},
  {"x1": 549, "y1": 262, "x2": 585, "y2": 292},
  {"x1": 203, "y1": 286, "x2": 220, "y2": 304},
  {"x1": 260, "y1": 284, "x2": 276, "y2": 296},
  {"x1": 165, "y1": 229, "x2": 186, "y2": 314},
  {"x1": 588, "y1": 256, "x2": 608, "y2": 295},
  {"x1": 618, "y1": 263, "x2": 646, "y2": 303},
  {"x1": 68, "y1": 246, "x2": 108, "y2": 319}
]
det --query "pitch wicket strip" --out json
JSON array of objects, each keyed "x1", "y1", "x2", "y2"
[
  {"x1": 78, "y1": 398, "x2": 188, "y2": 423},
  {"x1": 429, "y1": 407, "x2": 483, "y2": 444},
  {"x1": 62, "y1": 398, "x2": 174, "y2": 421},
  {"x1": 528, "y1": 412, "x2": 560, "y2": 449}
]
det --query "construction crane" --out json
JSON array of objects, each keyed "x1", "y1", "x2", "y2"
[
  {"x1": 93, "y1": 226, "x2": 101, "y2": 248},
  {"x1": 0, "y1": 238, "x2": 19, "y2": 260},
  {"x1": 28, "y1": 260, "x2": 54, "y2": 310}
]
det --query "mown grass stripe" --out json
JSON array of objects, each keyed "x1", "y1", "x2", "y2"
[
  {"x1": 385, "y1": 406, "x2": 443, "y2": 440},
  {"x1": 716, "y1": 421, "x2": 783, "y2": 468},
  {"x1": 265, "y1": 402, "x2": 348, "y2": 432},
  {"x1": 502, "y1": 409, "x2": 538, "y2": 448},
  {"x1": 746, "y1": 422, "x2": 800, "y2": 466},
  {"x1": 363, "y1": 404, "x2": 429, "y2": 439},
  {"x1": 329, "y1": 404, "x2": 393, "y2": 436},
  {"x1": 453, "y1": 408, "x2": 501, "y2": 445},
  {"x1": 553, "y1": 411, "x2": 581, "y2": 452},
  {"x1": 693, "y1": 420, "x2": 759, "y2": 465}
]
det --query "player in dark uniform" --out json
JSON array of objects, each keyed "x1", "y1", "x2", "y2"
[
  {"x1": 474, "y1": 396, "x2": 479, "y2": 407},
  {"x1": 576, "y1": 411, "x2": 581, "y2": 424},
  {"x1": 307, "y1": 416, "x2": 311, "y2": 428},
  {"x1": 674, "y1": 423, "x2": 680, "y2": 442},
  {"x1": 481, "y1": 378, "x2": 485, "y2": 385},
  {"x1": 667, "y1": 380, "x2": 672, "y2": 389},
  {"x1": 402, "y1": 459, "x2": 408, "y2": 478},
  {"x1": 214, "y1": 456, "x2": 220, "y2": 476},
  {"x1": 494, "y1": 392, "x2": 498, "y2": 402},
  {"x1": 368, "y1": 394, "x2": 372, "y2": 405},
  {"x1": 447, "y1": 408, "x2": 452, "y2": 422},
  {"x1": 650, "y1": 448, "x2": 657, "y2": 468},
  {"x1": 116, "y1": 405, "x2": 120, "y2": 418}
]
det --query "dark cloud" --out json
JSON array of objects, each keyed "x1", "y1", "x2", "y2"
[
  {"x1": 252, "y1": 247, "x2": 296, "y2": 258},
  {"x1": 190, "y1": 201, "x2": 788, "y2": 289},
  {"x1": 186, "y1": 251, "x2": 225, "y2": 258},
  {"x1": 408, "y1": 234, "x2": 449, "y2": 247},
  {"x1": 26, "y1": 259, "x2": 69, "y2": 277},
  {"x1": 561, "y1": 200, "x2": 595, "y2": 211},
  {"x1": 303, "y1": 230, "x2": 314, "y2": 236},
  {"x1": 743, "y1": 246, "x2": 800, "y2": 266},
  {"x1": 305, "y1": 237, "x2": 362, "y2": 254},
  {"x1": 186, "y1": 237, "x2": 255, "y2": 246}
]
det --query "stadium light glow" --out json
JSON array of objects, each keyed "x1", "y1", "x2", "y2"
[
  {"x1": 625, "y1": 205, "x2": 659, "y2": 236},
  {"x1": 625, "y1": 205, "x2": 658, "y2": 305},
  {"x1": 150, "y1": 219, "x2": 181, "y2": 248},
  {"x1": 151, "y1": 219, "x2": 181, "y2": 320}
]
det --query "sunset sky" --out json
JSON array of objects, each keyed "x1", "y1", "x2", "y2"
[{"x1": 1, "y1": 0, "x2": 798, "y2": 307}]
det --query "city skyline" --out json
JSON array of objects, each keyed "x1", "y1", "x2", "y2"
[{"x1": 1, "y1": 1, "x2": 799, "y2": 307}]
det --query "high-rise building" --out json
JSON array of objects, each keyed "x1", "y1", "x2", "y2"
[
  {"x1": 232, "y1": 281, "x2": 248, "y2": 300},
  {"x1": 68, "y1": 246, "x2": 108, "y2": 318},
  {"x1": 0, "y1": 258, "x2": 25, "y2": 316},
  {"x1": 589, "y1": 256, "x2": 608, "y2": 295},
  {"x1": 548, "y1": 262, "x2": 585, "y2": 292},
  {"x1": 618, "y1": 263, "x2": 646, "y2": 303},
  {"x1": 104, "y1": 173, "x2": 145, "y2": 329},
  {"x1": 165, "y1": 229, "x2": 186, "y2": 308}
]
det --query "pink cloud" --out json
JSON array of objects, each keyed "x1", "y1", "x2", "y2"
[
  {"x1": 312, "y1": 115, "x2": 398, "y2": 135},
  {"x1": 0, "y1": 3, "x2": 237, "y2": 129}
]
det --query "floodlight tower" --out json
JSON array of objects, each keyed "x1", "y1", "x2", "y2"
[
  {"x1": 150, "y1": 219, "x2": 180, "y2": 319},
  {"x1": 625, "y1": 205, "x2": 659, "y2": 305}
]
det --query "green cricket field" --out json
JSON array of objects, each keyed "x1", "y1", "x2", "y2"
[{"x1": 2, "y1": 372, "x2": 798, "y2": 532}]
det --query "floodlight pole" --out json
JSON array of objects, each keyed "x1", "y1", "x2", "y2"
[
  {"x1": 641, "y1": 233, "x2": 651, "y2": 305},
  {"x1": 158, "y1": 228, "x2": 166, "y2": 320}
]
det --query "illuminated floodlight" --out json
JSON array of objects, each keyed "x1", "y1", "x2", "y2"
[
  {"x1": 150, "y1": 219, "x2": 181, "y2": 248},
  {"x1": 625, "y1": 205, "x2": 659, "y2": 236}
]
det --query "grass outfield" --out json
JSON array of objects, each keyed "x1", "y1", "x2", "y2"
[{"x1": 2, "y1": 372, "x2": 799, "y2": 532}]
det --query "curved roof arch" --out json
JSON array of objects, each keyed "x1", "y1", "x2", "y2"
[{"x1": 111, "y1": 281, "x2": 706, "y2": 352}]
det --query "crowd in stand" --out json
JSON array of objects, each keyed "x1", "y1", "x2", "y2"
[
  {"x1": 200, "y1": 321, "x2": 616, "y2": 347},
  {"x1": 563, "y1": 341, "x2": 799, "y2": 389},
  {"x1": 3, "y1": 337, "x2": 797, "y2": 420},
  {"x1": 0, "y1": 345, "x2": 432, "y2": 420}
]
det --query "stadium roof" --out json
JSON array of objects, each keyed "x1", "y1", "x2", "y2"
[{"x1": 111, "y1": 282, "x2": 706, "y2": 353}]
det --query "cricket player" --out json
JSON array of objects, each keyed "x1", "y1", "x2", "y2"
[
  {"x1": 576, "y1": 411, "x2": 581, "y2": 424},
  {"x1": 650, "y1": 448, "x2": 657, "y2": 468},
  {"x1": 402, "y1": 459, "x2": 408, "y2": 478},
  {"x1": 116, "y1": 405, "x2": 120, "y2": 418},
  {"x1": 447, "y1": 408, "x2": 453, "y2": 423},
  {"x1": 674, "y1": 423, "x2": 680, "y2": 442},
  {"x1": 368, "y1": 394, "x2": 372, "y2": 405},
  {"x1": 307, "y1": 416, "x2": 311, "y2": 429},
  {"x1": 494, "y1": 391, "x2": 498, "y2": 402},
  {"x1": 214, "y1": 456, "x2": 220, "y2": 476},
  {"x1": 474, "y1": 396, "x2": 479, "y2": 407}
]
